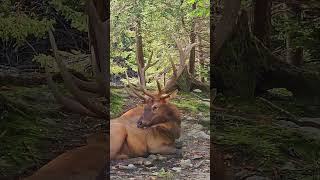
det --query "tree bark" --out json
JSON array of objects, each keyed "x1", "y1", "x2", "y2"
[
  {"x1": 135, "y1": 18, "x2": 146, "y2": 87},
  {"x1": 284, "y1": 3, "x2": 304, "y2": 66},
  {"x1": 198, "y1": 35, "x2": 205, "y2": 82},
  {"x1": 189, "y1": 3, "x2": 197, "y2": 76},
  {"x1": 213, "y1": 9, "x2": 320, "y2": 101},
  {"x1": 253, "y1": 0, "x2": 272, "y2": 47}
]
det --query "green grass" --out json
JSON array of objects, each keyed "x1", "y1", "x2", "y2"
[
  {"x1": 212, "y1": 94, "x2": 320, "y2": 177},
  {"x1": 0, "y1": 86, "x2": 54, "y2": 176},
  {"x1": 172, "y1": 92, "x2": 210, "y2": 116},
  {"x1": 110, "y1": 88, "x2": 126, "y2": 117}
]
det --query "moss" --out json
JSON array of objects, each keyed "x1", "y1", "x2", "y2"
[
  {"x1": 213, "y1": 123, "x2": 320, "y2": 170},
  {"x1": 172, "y1": 92, "x2": 209, "y2": 116},
  {"x1": 267, "y1": 88, "x2": 293, "y2": 97}
]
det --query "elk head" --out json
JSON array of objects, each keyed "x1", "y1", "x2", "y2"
[
  {"x1": 137, "y1": 91, "x2": 180, "y2": 128},
  {"x1": 125, "y1": 75, "x2": 180, "y2": 128}
]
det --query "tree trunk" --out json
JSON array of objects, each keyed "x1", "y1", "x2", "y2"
[
  {"x1": 253, "y1": 0, "x2": 271, "y2": 47},
  {"x1": 135, "y1": 18, "x2": 146, "y2": 87},
  {"x1": 198, "y1": 35, "x2": 205, "y2": 82},
  {"x1": 213, "y1": 8, "x2": 320, "y2": 101},
  {"x1": 189, "y1": 3, "x2": 197, "y2": 76},
  {"x1": 284, "y1": 3, "x2": 304, "y2": 66}
]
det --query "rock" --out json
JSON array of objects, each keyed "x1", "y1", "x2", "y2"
[
  {"x1": 185, "y1": 116, "x2": 193, "y2": 121},
  {"x1": 144, "y1": 160, "x2": 153, "y2": 167},
  {"x1": 119, "y1": 164, "x2": 137, "y2": 170},
  {"x1": 157, "y1": 155, "x2": 167, "y2": 161},
  {"x1": 194, "y1": 131, "x2": 210, "y2": 139},
  {"x1": 172, "y1": 167, "x2": 182, "y2": 172},
  {"x1": 192, "y1": 155, "x2": 203, "y2": 160},
  {"x1": 149, "y1": 167, "x2": 157, "y2": 170},
  {"x1": 180, "y1": 159, "x2": 193, "y2": 168},
  {"x1": 193, "y1": 124, "x2": 204, "y2": 131},
  {"x1": 148, "y1": 154, "x2": 158, "y2": 162},
  {"x1": 193, "y1": 89, "x2": 202, "y2": 93}
]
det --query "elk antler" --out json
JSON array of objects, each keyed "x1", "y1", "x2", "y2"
[
  {"x1": 125, "y1": 72, "x2": 149, "y2": 102},
  {"x1": 45, "y1": 0, "x2": 108, "y2": 119}
]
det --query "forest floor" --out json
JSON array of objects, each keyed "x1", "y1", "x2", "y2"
[
  {"x1": 213, "y1": 88, "x2": 320, "y2": 180},
  {"x1": 0, "y1": 85, "x2": 106, "y2": 180}
]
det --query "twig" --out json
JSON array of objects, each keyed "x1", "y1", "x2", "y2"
[
  {"x1": 258, "y1": 97, "x2": 297, "y2": 119},
  {"x1": 191, "y1": 92, "x2": 210, "y2": 102}
]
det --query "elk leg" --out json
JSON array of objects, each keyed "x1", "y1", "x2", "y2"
[
  {"x1": 110, "y1": 123, "x2": 127, "y2": 160},
  {"x1": 113, "y1": 154, "x2": 128, "y2": 160},
  {"x1": 149, "y1": 145, "x2": 181, "y2": 156}
]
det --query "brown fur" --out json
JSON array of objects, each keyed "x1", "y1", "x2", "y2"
[
  {"x1": 25, "y1": 94, "x2": 181, "y2": 178},
  {"x1": 110, "y1": 94, "x2": 181, "y2": 160},
  {"x1": 24, "y1": 133, "x2": 108, "y2": 180}
]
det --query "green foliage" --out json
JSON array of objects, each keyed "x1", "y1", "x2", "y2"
[
  {"x1": 111, "y1": 0, "x2": 210, "y2": 83},
  {"x1": 0, "y1": 14, "x2": 54, "y2": 45},
  {"x1": 33, "y1": 50, "x2": 90, "y2": 73},
  {"x1": 50, "y1": 0, "x2": 88, "y2": 32},
  {"x1": 152, "y1": 168, "x2": 174, "y2": 179},
  {"x1": 110, "y1": 88, "x2": 126, "y2": 118}
]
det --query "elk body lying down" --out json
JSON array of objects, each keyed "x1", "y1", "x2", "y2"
[
  {"x1": 110, "y1": 90, "x2": 181, "y2": 160},
  {"x1": 24, "y1": 133, "x2": 108, "y2": 180}
]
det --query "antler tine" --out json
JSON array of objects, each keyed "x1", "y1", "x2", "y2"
[
  {"x1": 160, "y1": 89, "x2": 176, "y2": 99},
  {"x1": 125, "y1": 72, "x2": 147, "y2": 101},
  {"x1": 135, "y1": 83, "x2": 154, "y2": 98},
  {"x1": 156, "y1": 79, "x2": 162, "y2": 94}
]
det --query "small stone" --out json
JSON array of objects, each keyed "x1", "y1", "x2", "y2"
[
  {"x1": 128, "y1": 164, "x2": 136, "y2": 169},
  {"x1": 186, "y1": 116, "x2": 193, "y2": 121},
  {"x1": 193, "y1": 89, "x2": 202, "y2": 93},
  {"x1": 157, "y1": 155, "x2": 167, "y2": 161},
  {"x1": 144, "y1": 161, "x2": 153, "y2": 167},
  {"x1": 193, "y1": 124, "x2": 204, "y2": 130},
  {"x1": 192, "y1": 155, "x2": 202, "y2": 160},
  {"x1": 133, "y1": 160, "x2": 144, "y2": 165},
  {"x1": 172, "y1": 167, "x2": 182, "y2": 172},
  {"x1": 149, "y1": 166, "x2": 157, "y2": 170},
  {"x1": 148, "y1": 154, "x2": 157, "y2": 161},
  {"x1": 118, "y1": 164, "x2": 137, "y2": 170},
  {"x1": 195, "y1": 131, "x2": 210, "y2": 139},
  {"x1": 180, "y1": 159, "x2": 193, "y2": 168}
]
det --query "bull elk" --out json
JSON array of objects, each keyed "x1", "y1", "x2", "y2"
[
  {"x1": 23, "y1": 0, "x2": 205, "y2": 178},
  {"x1": 110, "y1": 78, "x2": 181, "y2": 160}
]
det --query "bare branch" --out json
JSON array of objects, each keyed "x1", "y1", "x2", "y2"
[
  {"x1": 168, "y1": 56, "x2": 177, "y2": 78},
  {"x1": 48, "y1": 30, "x2": 107, "y2": 118}
]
